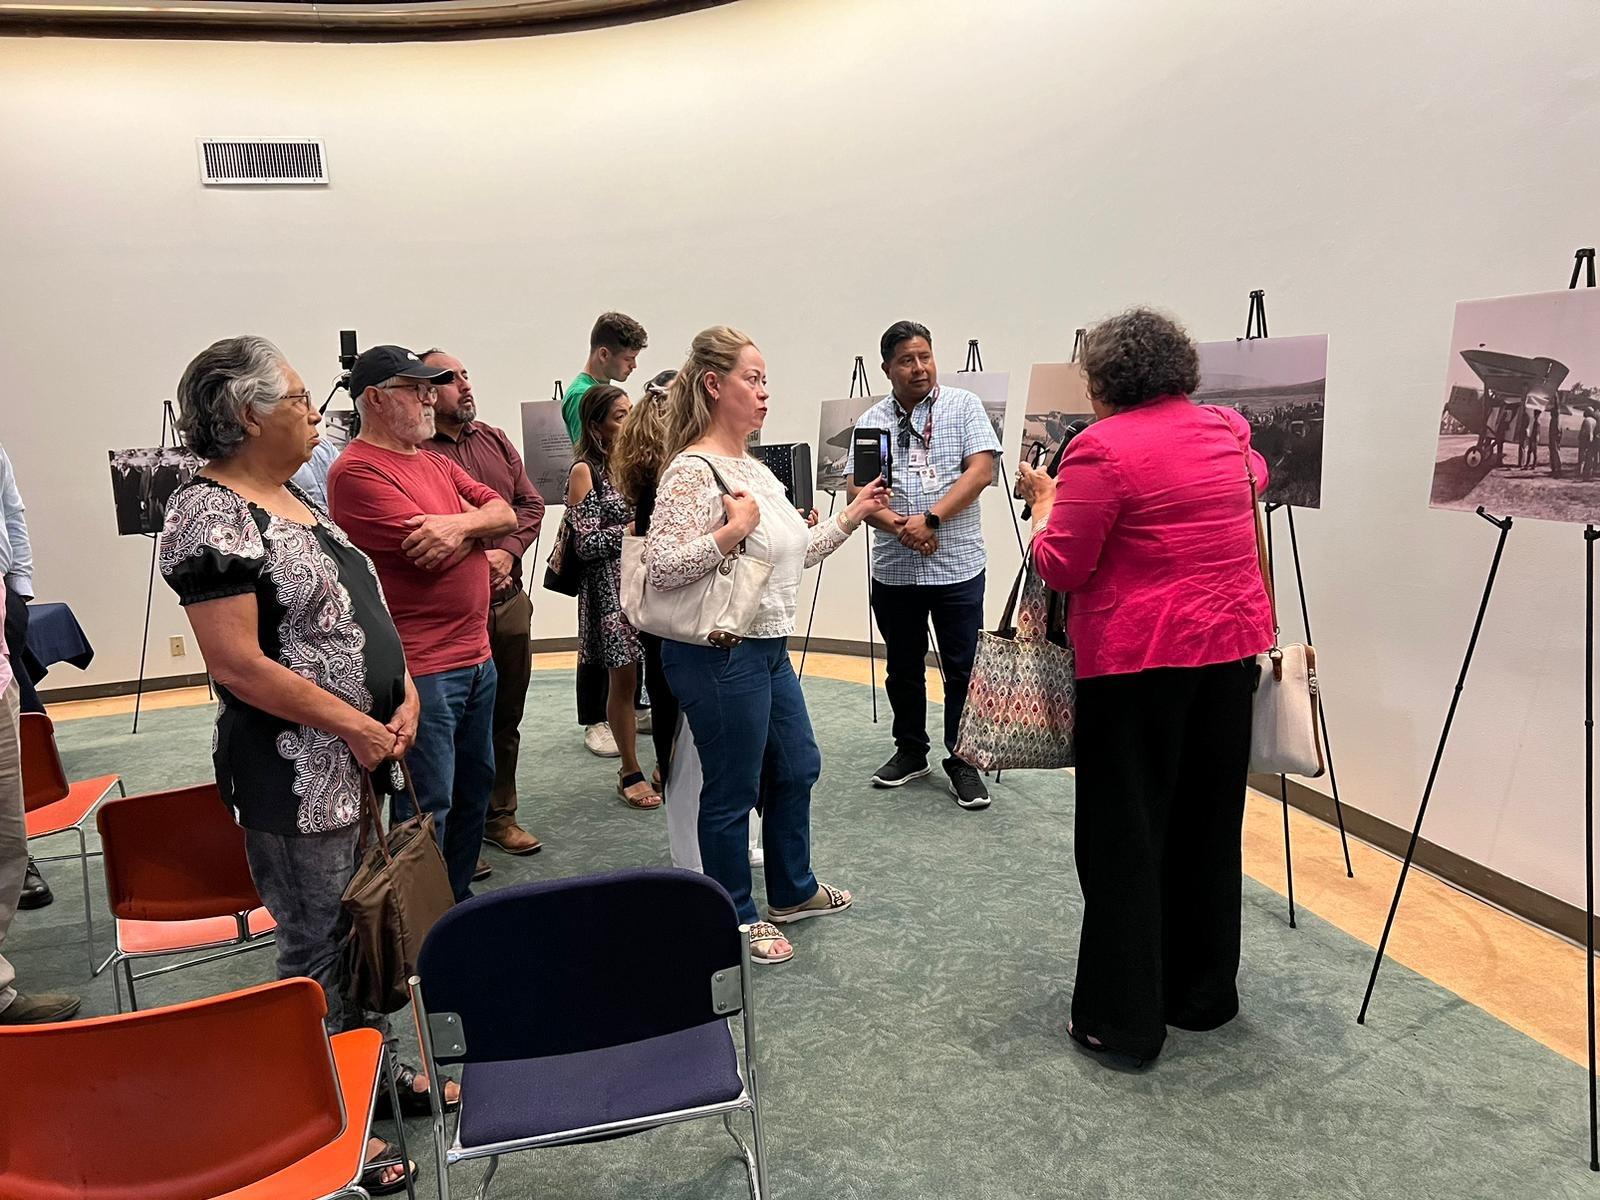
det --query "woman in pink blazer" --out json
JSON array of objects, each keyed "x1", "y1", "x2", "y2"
[{"x1": 1017, "y1": 308, "x2": 1274, "y2": 1066}]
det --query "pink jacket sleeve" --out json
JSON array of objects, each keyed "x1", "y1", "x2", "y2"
[{"x1": 1031, "y1": 433, "x2": 1124, "y2": 595}]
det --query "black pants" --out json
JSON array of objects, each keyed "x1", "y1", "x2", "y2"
[
  {"x1": 576, "y1": 659, "x2": 608, "y2": 727},
  {"x1": 2, "y1": 588, "x2": 40, "y2": 714},
  {"x1": 869, "y1": 571, "x2": 985, "y2": 758},
  {"x1": 639, "y1": 632, "x2": 679, "y2": 786},
  {"x1": 1070, "y1": 657, "x2": 1256, "y2": 1061}
]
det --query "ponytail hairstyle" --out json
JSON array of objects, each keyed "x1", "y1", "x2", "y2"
[
  {"x1": 612, "y1": 369, "x2": 679, "y2": 505},
  {"x1": 659, "y1": 326, "x2": 757, "y2": 465}
]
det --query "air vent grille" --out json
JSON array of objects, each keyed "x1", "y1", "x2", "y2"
[{"x1": 198, "y1": 140, "x2": 327, "y2": 186}]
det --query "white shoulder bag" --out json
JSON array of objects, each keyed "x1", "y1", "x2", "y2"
[
  {"x1": 621, "y1": 455, "x2": 774, "y2": 648},
  {"x1": 1213, "y1": 409, "x2": 1326, "y2": 778}
]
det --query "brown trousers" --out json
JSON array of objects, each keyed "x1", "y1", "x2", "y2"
[{"x1": 485, "y1": 587, "x2": 534, "y2": 835}]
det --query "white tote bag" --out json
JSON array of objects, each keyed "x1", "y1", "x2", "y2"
[
  {"x1": 1213, "y1": 409, "x2": 1326, "y2": 778},
  {"x1": 620, "y1": 456, "x2": 773, "y2": 647}
]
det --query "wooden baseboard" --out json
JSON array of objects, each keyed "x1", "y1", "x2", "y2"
[
  {"x1": 1249, "y1": 772, "x2": 1598, "y2": 948},
  {"x1": 38, "y1": 671, "x2": 211, "y2": 705}
]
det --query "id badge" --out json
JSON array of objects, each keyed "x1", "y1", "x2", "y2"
[
  {"x1": 917, "y1": 465, "x2": 939, "y2": 488},
  {"x1": 908, "y1": 446, "x2": 928, "y2": 469}
]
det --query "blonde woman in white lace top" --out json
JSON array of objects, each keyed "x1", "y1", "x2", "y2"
[{"x1": 647, "y1": 326, "x2": 889, "y2": 965}]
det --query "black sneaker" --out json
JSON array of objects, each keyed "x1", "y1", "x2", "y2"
[
  {"x1": 943, "y1": 757, "x2": 991, "y2": 809},
  {"x1": 871, "y1": 750, "x2": 931, "y2": 788}
]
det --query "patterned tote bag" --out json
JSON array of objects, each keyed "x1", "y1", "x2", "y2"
[{"x1": 953, "y1": 550, "x2": 1077, "y2": 771}]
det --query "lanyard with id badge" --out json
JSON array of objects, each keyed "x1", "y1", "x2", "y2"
[{"x1": 899, "y1": 392, "x2": 939, "y2": 490}]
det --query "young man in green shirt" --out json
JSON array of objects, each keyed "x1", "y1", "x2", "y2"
[
  {"x1": 566, "y1": 311, "x2": 648, "y2": 756},
  {"x1": 562, "y1": 312, "x2": 648, "y2": 441}
]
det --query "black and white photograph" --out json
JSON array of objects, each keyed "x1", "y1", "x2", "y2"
[
  {"x1": 1022, "y1": 361, "x2": 1095, "y2": 470},
  {"x1": 1193, "y1": 334, "x2": 1329, "y2": 508},
  {"x1": 1430, "y1": 287, "x2": 1600, "y2": 524},
  {"x1": 939, "y1": 370, "x2": 1010, "y2": 481},
  {"x1": 108, "y1": 446, "x2": 204, "y2": 536},
  {"x1": 815, "y1": 393, "x2": 881, "y2": 494},
  {"x1": 520, "y1": 398, "x2": 577, "y2": 505}
]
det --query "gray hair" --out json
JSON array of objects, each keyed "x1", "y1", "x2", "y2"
[
  {"x1": 351, "y1": 374, "x2": 406, "y2": 422},
  {"x1": 175, "y1": 335, "x2": 289, "y2": 459}
]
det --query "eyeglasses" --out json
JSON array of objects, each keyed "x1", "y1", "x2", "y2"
[
  {"x1": 283, "y1": 390, "x2": 314, "y2": 411},
  {"x1": 384, "y1": 382, "x2": 440, "y2": 403}
]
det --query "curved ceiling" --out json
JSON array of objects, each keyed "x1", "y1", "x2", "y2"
[{"x1": 0, "y1": 0, "x2": 733, "y2": 39}]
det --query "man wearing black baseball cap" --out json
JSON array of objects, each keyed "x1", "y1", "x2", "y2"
[{"x1": 327, "y1": 344, "x2": 516, "y2": 901}]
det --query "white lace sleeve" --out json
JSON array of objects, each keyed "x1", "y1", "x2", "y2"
[
  {"x1": 646, "y1": 456, "x2": 726, "y2": 591},
  {"x1": 804, "y1": 513, "x2": 853, "y2": 568}
]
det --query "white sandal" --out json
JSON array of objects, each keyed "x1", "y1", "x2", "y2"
[{"x1": 748, "y1": 921, "x2": 794, "y2": 965}]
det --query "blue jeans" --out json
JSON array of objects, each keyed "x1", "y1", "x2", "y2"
[
  {"x1": 662, "y1": 637, "x2": 820, "y2": 925},
  {"x1": 401, "y1": 659, "x2": 498, "y2": 901}
]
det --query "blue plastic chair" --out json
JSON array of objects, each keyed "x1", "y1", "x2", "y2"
[{"x1": 409, "y1": 867, "x2": 771, "y2": 1199}]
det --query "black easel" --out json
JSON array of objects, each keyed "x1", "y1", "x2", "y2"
[
  {"x1": 1241, "y1": 290, "x2": 1355, "y2": 932},
  {"x1": 1357, "y1": 247, "x2": 1599, "y2": 1172},
  {"x1": 797, "y1": 357, "x2": 879, "y2": 721},
  {"x1": 130, "y1": 400, "x2": 181, "y2": 734}
]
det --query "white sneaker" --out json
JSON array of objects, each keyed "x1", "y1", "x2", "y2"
[
  {"x1": 584, "y1": 722, "x2": 620, "y2": 758},
  {"x1": 636, "y1": 708, "x2": 653, "y2": 735}
]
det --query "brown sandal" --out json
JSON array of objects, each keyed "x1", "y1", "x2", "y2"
[{"x1": 618, "y1": 770, "x2": 662, "y2": 810}]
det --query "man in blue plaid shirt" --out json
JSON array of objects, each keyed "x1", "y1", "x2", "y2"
[{"x1": 848, "y1": 322, "x2": 1001, "y2": 809}]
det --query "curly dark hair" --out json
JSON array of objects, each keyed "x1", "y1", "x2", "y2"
[{"x1": 1080, "y1": 308, "x2": 1200, "y2": 410}]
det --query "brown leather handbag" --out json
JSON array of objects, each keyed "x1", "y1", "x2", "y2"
[{"x1": 341, "y1": 762, "x2": 456, "y2": 1014}]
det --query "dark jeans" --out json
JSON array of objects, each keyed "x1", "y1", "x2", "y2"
[
  {"x1": 869, "y1": 570, "x2": 986, "y2": 758},
  {"x1": 640, "y1": 632, "x2": 679, "y2": 786},
  {"x1": 662, "y1": 637, "x2": 819, "y2": 925},
  {"x1": 2, "y1": 588, "x2": 40, "y2": 714},
  {"x1": 1070, "y1": 658, "x2": 1256, "y2": 1061},
  {"x1": 403, "y1": 659, "x2": 498, "y2": 901},
  {"x1": 486, "y1": 589, "x2": 533, "y2": 835},
  {"x1": 242, "y1": 824, "x2": 389, "y2": 1040}
]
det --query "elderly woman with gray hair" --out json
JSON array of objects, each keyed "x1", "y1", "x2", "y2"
[{"x1": 159, "y1": 335, "x2": 447, "y2": 1194}]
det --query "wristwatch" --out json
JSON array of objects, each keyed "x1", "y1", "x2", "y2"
[{"x1": 923, "y1": 511, "x2": 942, "y2": 530}]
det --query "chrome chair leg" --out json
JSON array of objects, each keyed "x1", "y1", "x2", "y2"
[
  {"x1": 123, "y1": 957, "x2": 139, "y2": 1012},
  {"x1": 110, "y1": 953, "x2": 125, "y2": 1014},
  {"x1": 476, "y1": 1154, "x2": 499, "y2": 1200},
  {"x1": 382, "y1": 1045, "x2": 417, "y2": 1200},
  {"x1": 723, "y1": 1112, "x2": 760, "y2": 1200},
  {"x1": 75, "y1": 824, "x2": 95, "y2": 977}
]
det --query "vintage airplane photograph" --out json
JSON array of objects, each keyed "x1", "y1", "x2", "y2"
[{"x1": 1431, "y1": 288, "x2": 1600, "y2": 524}]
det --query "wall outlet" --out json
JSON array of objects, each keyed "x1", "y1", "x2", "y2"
[{"x1": 169, "y1": 635, "x2": 186, "y2": 657}]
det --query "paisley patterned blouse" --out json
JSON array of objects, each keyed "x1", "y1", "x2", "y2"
[{"x1": 159, "y1": 477, "x2": 406, "y2": 835}]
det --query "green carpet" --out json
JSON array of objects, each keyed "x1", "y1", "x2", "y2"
[{"x1": 17, "y1": 672, "x2": 1598, "y2": 1199}]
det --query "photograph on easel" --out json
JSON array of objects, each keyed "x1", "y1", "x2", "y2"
[
  {"x1": 108, "y1": 447, "x2": 204, "y2": 536},
  {"x1": 938, "y1": 370, "x2": 1009, "y2": 483},
  {"x1": 1193, "y1": 334, "x2": 1329, "y2": 508},
  {"x1": 519, "y1": 398, "x2": 577, "y2": 505},
  {"x1": 815, "y1": 393, "x2": 881, "y2": 494},
  {"x1": 1430, "y1": 287, "x2": 1600, "y2": 524},
  {"x1": 1022, "y1": 361, "x2": 1095, "y2": 468}
]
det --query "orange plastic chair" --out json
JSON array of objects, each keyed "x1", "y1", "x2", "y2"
[
  {"x1": 19, "y1": 711, "x2": 124, "y2": 973},
  {"x1": 0, "y1": 977, "x2": 411, "y2": 1200},
  {"x1": 94, "y1": 782, "x2": 276, "y2": 1012}
]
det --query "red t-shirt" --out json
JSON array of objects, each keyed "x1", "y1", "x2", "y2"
[{"x1": 327, "y1": 440, "x2": 500, "y2": 677}]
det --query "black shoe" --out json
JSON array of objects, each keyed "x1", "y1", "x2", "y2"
[
  {"x1": 871, "y1": 750, "x2": 930, "y2": 788},
  {"x1": 374, "y1": 1062, "x2": 460, "y2": 1120},
  {"x1": 17, "y1": 859, "x2": 52, "y2": 910},
  {"x1": 943, "y1": 758, "x2": 991, "y2": 810}
]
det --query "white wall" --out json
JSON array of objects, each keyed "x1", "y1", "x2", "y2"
[{"x1": 4, "y1": 0, "x2": 1600, "y2": 909}]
